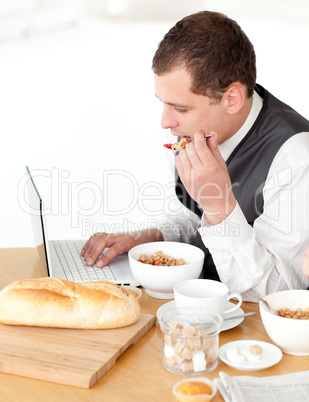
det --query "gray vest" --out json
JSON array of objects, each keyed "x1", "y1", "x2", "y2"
[{"x1": 175, "y1": 85, "x2": 309, "y2": 280}]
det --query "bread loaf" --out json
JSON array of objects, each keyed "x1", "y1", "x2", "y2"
[{"x1": 0, "y1": 277, "x2": 141, "y2": 329}]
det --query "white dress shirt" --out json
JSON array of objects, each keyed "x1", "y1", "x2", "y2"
[{"x1": 159, "y1": 91, "x2": 309, "y2": 301}]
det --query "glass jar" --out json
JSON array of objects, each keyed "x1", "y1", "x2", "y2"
[{"x1": 159, "y1": 307, "x2": 223, "y2": 375}]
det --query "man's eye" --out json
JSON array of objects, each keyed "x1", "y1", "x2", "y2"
[{"x1": 175, "y1": 107, "x2": 187, "y2": 114}]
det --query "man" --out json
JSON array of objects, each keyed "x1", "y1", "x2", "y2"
[{"x1": 81, "y1": 11, "x2": 309, "y2": 301}]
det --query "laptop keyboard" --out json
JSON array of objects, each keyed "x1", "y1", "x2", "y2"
[{"x1": 53, "y1": 240, "x2": 117, "y2": 282}]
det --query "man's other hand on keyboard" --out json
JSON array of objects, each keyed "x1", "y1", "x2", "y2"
[{"x1": 81, "y1": 229, "x2": 164, "y2": 268}]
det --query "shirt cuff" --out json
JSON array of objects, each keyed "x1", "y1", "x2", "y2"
[{"x1": 198, "y1": 202, "x2": 251, "y2": 251}]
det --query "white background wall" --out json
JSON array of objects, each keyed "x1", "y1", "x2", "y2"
[{"x1": 1, "y1": 0, "x2": 309, "y2": 248}]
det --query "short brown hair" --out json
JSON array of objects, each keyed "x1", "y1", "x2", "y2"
[{"x1": 152, "y1": 11, "x2": 256, "y2": 101}]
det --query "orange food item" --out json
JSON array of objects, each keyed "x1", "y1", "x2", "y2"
[{"x1": 176, "y1": 381, "x2": 212, "y2": 396}]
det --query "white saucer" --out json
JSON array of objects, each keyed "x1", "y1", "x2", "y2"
[
  {"x1": 156, "y1": 301, "x2": 245, "y2": 331},
  {"x1": 219, "y1": 340, "x2": 282, "y2": 371}
]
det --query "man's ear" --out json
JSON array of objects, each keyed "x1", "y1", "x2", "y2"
[{"x1": 223, "y1": 83, "x2": 246, "y2": 115}]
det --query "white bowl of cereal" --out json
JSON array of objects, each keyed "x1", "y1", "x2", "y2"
[
  {"x1": 128, "y1": 242, "x2": 204, "y2": 299},
  {"x1": 259, "y1": 290, "x2": 309, "y2": 356}
]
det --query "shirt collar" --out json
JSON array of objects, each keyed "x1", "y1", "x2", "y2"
[{"x1": 218, "y1": 90, "x2": 263, "y2": 161}]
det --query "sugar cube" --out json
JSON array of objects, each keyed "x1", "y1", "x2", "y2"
[
  {"x1": 165, "y1": 355, "x2": 176, "y2": 367},
  {"x1": 174, "y1": 339, "x2": 186, "y2": 354},
  {"x1": 181, "y1": 346, "x2": 194, "y2": 360},
  {"x1": 226, "y1": 347, "x2": 238, "y2": 360},
  {"x1": 192, "y1": 350, "x2": 207, "y2": 372},
  {"x1": 188, "y1": 337, "x2": 202, "y2": 350},
  {"x1": 183, "y1": 325, "x2": 196, "y2": 337},
  {"x1": 181, "y1": 360, "x2": 194, "y2": 372},
  {"x1": 194, "y1": 359, "x2": 207, "y2": 372},
  {"x1": 249, "y1": 344, "x2": 263, "y2": 355},
  {"x1": 228, "y1": 354, "x2": 245, "y2": 364},
  {"x1": 194, "y1": 326, "x2": 203, "y2": 336},
  {"x1": 174, "y1": 353, "x2": 184, "y2": 364},
  {"x1": 170, "y1": 322, "x2": 183, "y2": 331},
  {"x1": 246, "y1": 353, "x2": 261, "y2": 363},
  {"x1": 164, "y1": 334, "x2": 174, "y2": 346},
  {"x1": 192, "y1": 349, "x2": 205, "y2": 362},
  {"x1": 164, "y1": 344, "x2": 175, "y2": 358},
  {"x1": 238, "y1": 347, "x2": 252, "y2": 360}
]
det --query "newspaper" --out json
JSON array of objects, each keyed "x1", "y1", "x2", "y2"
[{"x1": 214, "y1": 371, "x2": 309, "y2": 402}]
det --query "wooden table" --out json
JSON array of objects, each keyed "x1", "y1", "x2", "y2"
[{"x1": 0, "y1": 248, "x2": 308, "y2": 401}]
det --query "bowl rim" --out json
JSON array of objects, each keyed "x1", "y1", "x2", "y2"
[
  {"x1": 128, "y1": 241, "x2": 205, "y2": 268},
  {"x1": 264, "y1": 289, "x2": 309, "y2": 298},
  {"x1": 259, "y1": 298, "x2": 309, "y2": 324},
  {"x1": 172, "y1": 377, "x2": 217, "y2": 400}
]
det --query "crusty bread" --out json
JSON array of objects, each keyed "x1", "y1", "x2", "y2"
[{"x1": 0, "y1": 277, "x2": 141, "y2": 329}]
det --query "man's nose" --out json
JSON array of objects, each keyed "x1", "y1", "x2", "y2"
[{"x1": 161, "y1": 105, "x2": 178, "y2": 129}]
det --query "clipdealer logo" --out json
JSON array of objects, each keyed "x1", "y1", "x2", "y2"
[
  {"x1": 17, "y1": 167, "x2": 182, "y2": 229},
  {"x1": 17, "y1": 165, "x2": 294, "y2": 237}
]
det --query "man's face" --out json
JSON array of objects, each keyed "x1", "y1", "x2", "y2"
[{"x1": 154, "y1": 68, "x2": 228, "y2": 144}]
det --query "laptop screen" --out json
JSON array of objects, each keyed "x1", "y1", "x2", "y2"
[{"x1": 25, "y1": 166, "x2": 50, "y2": 276}]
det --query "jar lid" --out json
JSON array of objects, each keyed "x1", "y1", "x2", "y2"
[{"x1": 160, "y1": 307, "x2": 223, "y2": 336}]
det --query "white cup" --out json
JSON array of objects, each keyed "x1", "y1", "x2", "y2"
[{"x1": 174, "y1": 279, "x2": 242, "y2": 315}]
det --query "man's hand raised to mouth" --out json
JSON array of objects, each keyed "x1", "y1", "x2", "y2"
[{"x1": 175, "y1": 130, "x2": 237, "y2": 225}]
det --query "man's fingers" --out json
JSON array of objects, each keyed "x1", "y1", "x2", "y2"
[
  {"x1": 206, "y1": 131, "x2": 226, "y2": 169},
  {"x1": 187, "y1": 130, "x2": 209, "y2": 165},
  {"x1": 84, "y1": 234, "x2": 109, "y2": 266},
  {"x1": 81, "y1": 238, "x2": 91, "y2": 257},
  {"x1": 82, "y1": 233, "x2": 138, "y2": 268},
  {"x1": 95, "y1": 242, "x2": 128, "y2": 268}
]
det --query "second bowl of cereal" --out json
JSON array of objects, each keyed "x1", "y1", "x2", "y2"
[
  {"x1": 260, "y1": 290, "x2": 309, "y2": 356},
  {"x1": 128, "y1": 242, "x2": 204, "y2": 299}
]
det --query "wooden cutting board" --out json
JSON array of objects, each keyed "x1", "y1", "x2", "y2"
[{"x1": 0, "y1": 313, "x2": 155, "y2": 388}]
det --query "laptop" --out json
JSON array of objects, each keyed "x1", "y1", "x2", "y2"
[{"x1": 25, "y1": 166, "x2": 139, "y2": 286}]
